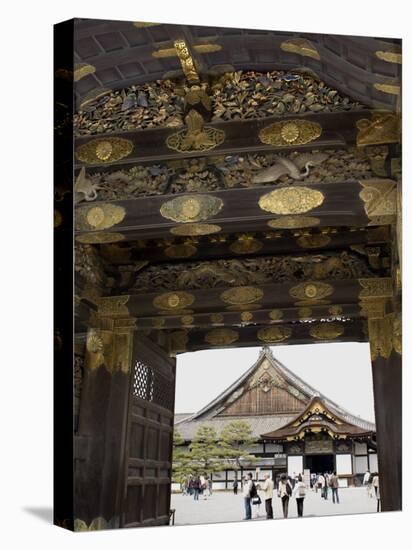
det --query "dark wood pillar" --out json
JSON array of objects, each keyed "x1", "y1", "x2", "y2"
[
  {"x1": 369, "y1": 315, "x2": 402, "y2": 511},
  {"x1": 74, "y1": 320, "x2": 135, "y2": 530}
]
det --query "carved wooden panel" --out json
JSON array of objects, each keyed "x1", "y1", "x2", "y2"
[
  {"x1": 121, "y1": 336, "x2": 176, "y2": 528},
  {"x1": 219, "y1": 385, "x2": 306, "y2": 416}
]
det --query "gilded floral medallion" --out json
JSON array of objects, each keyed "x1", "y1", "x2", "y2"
[
  {"x1": 259, "y1": 187, "x2": 324, "y2": 215},
  {"x1": 221, "y1": 286, "x2": 264, "y2": 305}
]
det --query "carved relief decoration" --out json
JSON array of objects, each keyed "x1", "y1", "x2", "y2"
[
  {"x1": 76, "y1": 204, "x2": 126, "y2": 231},
  {"x1": 205, "y1": 328, "x2": 239, "y2": 346},
  {"x1": 289, "y1": 282, "x2": 334, "y2": 303},
  {"x1": 297, "y1": 234, "x2": 331, "y2": 248},
  {"x1": 131, "y1": 253, "x2": 375, "y2": 292},
  {"x1": 356, "y1": 113, "x2": 400, "y2": 146},
  {"x1": 80, "y1": 148, "x2": 374, "y2": 202},
  {"x1": 358, "y1": 278, "x2": 392, "y2": 299},
  {"x1": 268, "y1": 216, "x2": 320, "y2": 229},
  {"x1": 368, "y1": 314, "x2": 399, "y2": 361},
  {"x1": 259, "y1": 120, "x2": 322, "y2": 147},
  {"x1": 160, "y1": 194, "x2": 223, "y2": 223},
  {"x1": 257, "y1": 326, "x2": 292, "y2": 343},
  {"x1": 153, "y1": 291, "x2": 195, "y2": 311},
  {"x1": 97, "y1": 296, "x2": 130, "y2": 317},
  {"x1": 221, "y1": 286, "x2": 264, "y2": 305},
  {"x1": 76, "y1": 137, "x2": 134, "y2": 164},
  {"x1": 280, "y1": 38, "x2": 321, "y2": 60},
  {"x1": 259, "y1": 186, "x2": 324, "y2": 215},
  {"x1": 359, "y1": 179, "x2": 397, "y2": 225},
  {"x1": 166, "y1": 110, "x2": 225, "y2": 152},
  {"x1": 309, "y1": 323, "x2": 344, "y2": 340},
  {"x1": 229, "y1": 235, "x2": 263, "y2": 255},
  {"x1": 170, "y1": 223, "x2": 221, "y2": 236},
  {"x1": 76, "y1": 232, "x2": 125, "y2": 244}
]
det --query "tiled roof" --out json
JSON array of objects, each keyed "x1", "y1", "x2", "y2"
[
  {"x1": 175, "y1": 347, "x2": 375, "y2": 438},
  {"x1": 175, "y1": 414, "x2": 296, "y2": 440}
]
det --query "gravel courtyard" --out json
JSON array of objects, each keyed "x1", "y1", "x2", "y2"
[{"x1": 171, "y1": 487, "x2": 378, "y2": 526}]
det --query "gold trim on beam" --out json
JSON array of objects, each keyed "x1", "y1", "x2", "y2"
[
  {"x1": 76, "y1": 137, "x2": 134, "y2": 164},
  {"x1": 74, "y1": 63, "x2": 96, "y2": 82},
  {"x1": 375, "y1": 51, "x2": 402, "y2": 64},
  {"x1": 259, "y1": 187, "x2": 324, "y2": 215},
  {"x1": 280, "y1": 38, "x2": 321, "y2": 60},
  {"x1": 374, "y1": 83, "x2": 401, "y2": 95},
  {"x1": 359, "y1": 179, "x2": 397, "y2": 225},
  {"x1": 356, "y1": 113, "x2": 400, "y2": 146},
  {"x1": 258, "y1": 120, "x2": 322, "y2": 147}
]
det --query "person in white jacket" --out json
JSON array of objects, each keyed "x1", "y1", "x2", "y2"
[
  {"x1": 293, "y1": 474, "x2": 306, "y2": 517},
  {"x1": 262, "y1": 474, "x2": 274, "y2": 519}
]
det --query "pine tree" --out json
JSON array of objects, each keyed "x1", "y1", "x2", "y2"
[
  {"x1": 220, "y1": 420, "x2": 257, "y2": 471},
  {"x1": 189, "y1": 426, "x2": 225, "y2": 476},
  {"x1": 172, "y1": 427, "x2": 191, "y2": 483}
]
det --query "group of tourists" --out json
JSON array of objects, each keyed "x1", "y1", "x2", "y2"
[
  {"x1": 180, "y1": 475, "x2": 213, "y2": 500},
  {"x1": 312, "y1": 471, "x2": 340, "y2": 503},
  {"x1": 241, "y1": 472, "x2": 307, "y2": 520}
]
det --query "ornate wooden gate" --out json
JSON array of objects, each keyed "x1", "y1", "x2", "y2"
[{"x1": 121, "y1": 336, "x2": 176, "y2": 528}]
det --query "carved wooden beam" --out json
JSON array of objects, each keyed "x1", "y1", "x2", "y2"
[
  {"x1": 74, "y1": 179, "x2": 397, "y2": 244},
  {"x1": 91, "y1": 278, "x2": 391, "y2": 320},
  {"x1": 74, "y1": 110, "x2": 378, "y2": 169},
  {"x1": 99, "y1": 226, "x2": 390, "y2": 266},
  {"x1": 163, "y1": 319, "x2": 368, "y2": 355}
]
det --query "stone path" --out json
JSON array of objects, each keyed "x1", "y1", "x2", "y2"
[{"x1": 171, "y1": 487, "x2": 378, "y2": 526}]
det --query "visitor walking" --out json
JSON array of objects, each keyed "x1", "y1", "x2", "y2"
[
  {"x1": 277, "y1": 473, "x2": 293, "y2": 518},
  {"x1": 293, "y1": 474, "x2": 306, "y2": 517},
  {"x1": 323, "y1": 472, "x2": 329, "y2": 500},
  {"x1": 329, "y1": 471, "x2": 340, "y2": 504},
  {"x1": 262, "y1": 474, "x2": 274, "y2": 519},
  {"x1": 233, "y1": 479, "x2": 238, "y2": 495},
  {"x1": 317, "y1": 473, "x2": 325, "y2": 498},
  {"x1": 372, "y1": 473, "x2": 379, "y2": 498},
  {"x1": 363, "y1": 470, "x2": 373, "y2": 498},
  {"x1": 193, "y1": 476, "x2": 201, "y2": 501},
  {"x1": 242, "y1": 473, "x2": 254, "y2": 520}
]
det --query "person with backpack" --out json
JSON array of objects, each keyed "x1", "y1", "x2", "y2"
[
  {"x1": 329, "y1": 471, "x2": 340, "y2": 504},
  {"x1": 277, "y1": 473, "x2": 293, "y2": 518},
  {"x1": 293, "y1": 474, "x2": 306, "y2": 517},
  {"x1": 242, "y1": 473, "x2": 255, "y2": 520}
]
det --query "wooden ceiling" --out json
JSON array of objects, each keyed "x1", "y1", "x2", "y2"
[{"x1": 71, "y1": 20, "x2": 401, "y2": 355}]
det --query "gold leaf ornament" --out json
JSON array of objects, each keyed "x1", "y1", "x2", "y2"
[
  {"x1": 160, "y1": 194, "x2": 223, "y2": 223},
  {"x1": 257, "y1": 326, "x2": 292, "y2": 343},
  {"x1": 166, "y1": 110, "x2": 225, "y2": 152},
  {"x1": 170, "y1": 223, "x2": 221, "y2": 236},
  {"x1": 76, "y1": 204, "x2": 126, "y2": 231},
  {"x1": 259, "y1": 186, "x2": 324, "y2": 215},
  {"x1": 205, "y1": 328, "x2": 239, "y2": 346},
  {"x1": 280, "y1": 38, "x2": 321, "y2": 60},
  {"x1": 76, "y1": 137, "x2": 133, "y2": 164},
  {"x1": 75, "y1": 232, "x2": 125, "y2": 244},
  {"x1": 259, "y1": 120, "x2": 322, "y2": 147},
  {"x1": 221, "y1": 286, "x2": 263, "y2": 305},
  {"x1": 153, "y1": 291, "x2": 195, "y2": 311},
  {"x1": 268, "y1": 216, "x2": 320, "y2": 229},
  {"x1": 310, "y1": 323, "x2": 344, "y2": 340},
  {"x1": 289, "y1": 282, "x2": 333, "y2": 302}
]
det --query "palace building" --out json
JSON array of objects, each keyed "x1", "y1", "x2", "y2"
[{"x1": 174, "y1": 347, "x2": 377, "y2": 489}]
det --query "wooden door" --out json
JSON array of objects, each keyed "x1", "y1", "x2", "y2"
[{"x1": 121, "y1": 335, "x2": 176, "y2": 528}]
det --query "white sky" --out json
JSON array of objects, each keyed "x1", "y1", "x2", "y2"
[{"x1": 175, "y1": 343, "x2": 375, "y2": 423}]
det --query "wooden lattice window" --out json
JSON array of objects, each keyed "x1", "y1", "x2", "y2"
[{"x1": 132, "y1": 359, "x2": 173, "y2": 410}]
